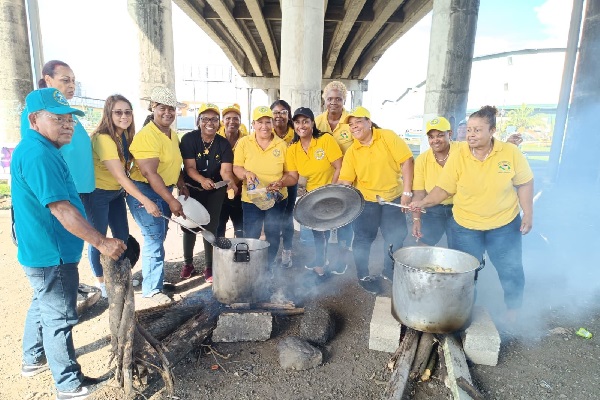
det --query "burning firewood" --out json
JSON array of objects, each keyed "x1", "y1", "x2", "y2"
[
  {"x1": 410, "y1": 332, "x2": 435, "y2": 380},
  {"x1": 384, "y1": 328, "x2": 421, "y2": 399}
]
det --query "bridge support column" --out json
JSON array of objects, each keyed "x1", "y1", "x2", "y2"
[
  {"x1": 266, "y1": 88, "x2": 279, "y2": 106},
  {"x1": 351, "y1": 91, "x2": 363, "y2": 109},
  {"x1": 280, "y1": 0, "x2": 324, "y2": 112},
  {"x1": 423, "y1": 0, "x2": 479, "y2": 142},
  {"x1": 128, "y1": 0, "x2": 176, "y2": 106},
  {"x1": 0, "y1": 0, "x2": 33, "y2": 145}
]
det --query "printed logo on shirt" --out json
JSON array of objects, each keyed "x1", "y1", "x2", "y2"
[
  {"x1": 53, "y1": 90, "x2": 69, "y2": 105},
  {"x1": 273, "y1": 149, "x2": 281, "y2": 157},
  {"x1": 315, "y1": 149, "x2": 325, "y2": 160},
  {"x1": 498, "y1": 161, "x2": 512, "y2": 173},
  {"x1": 339, "y1": 130, "x2": 350, "y2": 140}
]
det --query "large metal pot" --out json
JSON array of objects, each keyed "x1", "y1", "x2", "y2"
[
  {"x1": 213, "y1": 238, "x2": 270, "y2": 304},
  {"x1": 389, "y1": 246, "x2": 484, "y2": 334}
]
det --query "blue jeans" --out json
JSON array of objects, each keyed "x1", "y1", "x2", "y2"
[
  {"x1": 337, "y1": 223, "x2": 354, "y2": 249},
  {"x1": 22, "y1": 263, "x2": 83, "y2": 392},
  {"x1": 419, "y1": 204, "x2": 453, "y2": 246},
  {"x1": 242, "y1": 200, "x2": 286, "y2": 264},
  {"x1": 352, "y1": 198, "x2": 408, "y2": 278},
  {"x1": 126, "y1": 181, "x2": 172, "y2": 297},
  {"x1": 82, "y1": 188, "x2": 129, "y2": 277},
  {"x1": 281, "y1": 184, "x2": 297, "y2": 250},
  {"x1": 449, "y1": 215, "x2": 524, "y2": 309}
]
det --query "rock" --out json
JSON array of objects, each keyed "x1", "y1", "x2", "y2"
[
  {"x1": 212, "y1": 312, "x2": 272, "y2": 342},
  {"x1": 278, "y1": 336, "x2": 323, "y2": 370},
  {"x1": 299, "y1": 304, "x2": 335, "y2": 345}
]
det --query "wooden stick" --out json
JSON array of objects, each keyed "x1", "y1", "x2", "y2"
[
  {"x1": 384, "y1": 328, "x2": 421, "y2": 400},
  {"x1": 457, "y1": 377, "x2": 485, "y2": 400},
  {"x1": 420, "y1": 345, "x2": 438, "y2": 382},
  {"x1": 410, "y1": 332, "x2": 435, "y2": 379}
]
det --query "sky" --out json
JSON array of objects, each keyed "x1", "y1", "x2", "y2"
[{"x1": 35, "y1": 0, "x2": 573, "y2": 116}]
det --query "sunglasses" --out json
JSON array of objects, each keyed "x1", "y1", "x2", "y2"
[{"x1": 112, "y1": 110, "x2": 133, "y2": 117}]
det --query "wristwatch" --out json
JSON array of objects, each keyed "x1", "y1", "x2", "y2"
[{"x1": 402, "y1": 191, "x2": 413, "y2": 197}]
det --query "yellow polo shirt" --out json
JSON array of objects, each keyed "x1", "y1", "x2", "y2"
[
  {"x1": 273, "y1": 126, "x2": 295, "y2": 145},
  {"x1": 339, "y1": 128, "x2": 413, "y2": 202},
  {"x1": 286, "y1": 134, "x2": 343, "y2": 192},
  {"x1": 92, "y1": 133, "x2": 127, "y2": 191},
  {"x1": 129, "y1": 122, "x2": 183, "y2": 187},
  {"x1": 315, "y1": 110, "x2": 353, "y2": 154},
  {"x1": 413, "y1": 141, "x2": 460, "y2": 206},
  {"x1": 217, "y1": 125, "x2": 249, "y2": 152},
  {"x1": 436, "y1": 141, "x2": 533, "y2": 230},
  {"x1": 234, "y1": 135, "x2": 289, "y2": 203}
]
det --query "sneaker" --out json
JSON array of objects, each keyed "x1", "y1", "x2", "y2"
[
  {"x1": 358, "y1": 276, "x2": 380, "y2": 295},
  {"x1": 304, "y1": 260, "x2": 328, "y2": 271},
  {"x1": 281, "y1": 249, "x2": 292, "y2": 268},
  {"x1": 145, "y1": 291, "x2": 172, "y2": 305},
  {"x1": 204, "y1": 267, "x2": 213, "y2": 284},
  {"x1": 330, "y1": 261, "x2": 348, "y2": 275},
  {"x1": 132, "y1": 278, "x2": 140, "y2": 287},
  {"x1": 56, "y1": 376, "x2": 104, "y2": 399},
  {"x1": 381, "y1": 269, "x2": 394, "y2": 282},
  {"x1": 180, "y1": 264, "x2": 196, "y2": 279},
  {"x1": 21, "y1": 360, "x2": 49, "y2": 377},
  {"x1": 96, "y1": 283, "x2": 107, "y2": 299}
]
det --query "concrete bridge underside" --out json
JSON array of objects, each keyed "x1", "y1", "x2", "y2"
[{"x1": 174, "y1": 0, "x2": 432, "y2": 80}]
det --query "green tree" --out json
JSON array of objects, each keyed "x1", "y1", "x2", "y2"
[{"x1": 501, "y1": 104, "x2": 547, "y2": 133}]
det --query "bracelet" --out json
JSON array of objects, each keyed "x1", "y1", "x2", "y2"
[
  {"x1": 402, "y1": 191, "x2": 413, "y2": 197},
  {"x1": 413, "y1": 218, "x2": 421, "y2": 221}
]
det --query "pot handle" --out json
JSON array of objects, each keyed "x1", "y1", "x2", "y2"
[
  {"x1": 388, "y1": 244, "x2": 395, "y2": 267},
  {"x1": 474, "y1": 256, "x2": 485, "y2": 281}
]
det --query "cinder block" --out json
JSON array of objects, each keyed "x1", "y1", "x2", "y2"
[
  {"x1": 369, "y1": 296, "x2": 401, "y2": 352},
  {"x1": 212, "y1": 312, "x2": 272, "y2": 342},
  {"x1": 461, "y1": 306, "x2": 501, "y2": 366},
  {"x1": 442, "y1": 335, "x2": 473, "y2": 400}
]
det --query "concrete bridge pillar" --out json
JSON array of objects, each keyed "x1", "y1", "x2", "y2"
[
  {"x1": 280, "y1": 0, "x2": 324, "y2": 112},
  {"x1": 351, "y1": 91, "x2": 363, "y2": 109},
  {"x1": 267, "y1": 88, "x2": 279, "y2": 106},
  {"x1": 423, "y1": 0, "x2": 479, "y2": 141},
  {"x1": 128, "y1": 0, "x2": 176, "y2": 106},
  {"x1": 0, "y1": 0, "x2": 33, "y2": 145}
]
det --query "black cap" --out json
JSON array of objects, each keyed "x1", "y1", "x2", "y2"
[{"x1": 292, "y1": 107, "x2": 315, "y2": 121}]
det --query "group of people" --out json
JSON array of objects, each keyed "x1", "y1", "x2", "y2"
[{"x1": 11, "y1": 58, "x2": 534, "y2": 398}]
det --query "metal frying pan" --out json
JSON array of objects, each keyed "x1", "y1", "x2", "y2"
[{"x1": 294, "y1": 184, "x2": 365, "y2": 231}]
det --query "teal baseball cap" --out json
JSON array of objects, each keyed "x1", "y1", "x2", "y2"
[{"x1": 25, "y1": 88, "x2": 85, "y2": 116}]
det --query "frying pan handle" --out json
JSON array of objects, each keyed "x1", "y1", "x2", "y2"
[{"x1": 474, "y1": 256, "x2": 485, "y2": 281}]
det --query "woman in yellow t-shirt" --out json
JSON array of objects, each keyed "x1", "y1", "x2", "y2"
[
  {"x1": 410, "y1": 106, "x2": 534, "y2": 322},
  {"x1": 338, "y1": 106, "x2": 414, "y2": 295},
  {"x1": 126, "y1": 87, "x2": 189, "y2": 304},
  {"x1": 85, "y1": 95, "x2": 160, "y2": 297},
  {"x1": 284, "y1": 107, "x2": 343, "y2": 276},
  {"x1": 233, "y1": 106, "x2": 298, "y2": 267}
]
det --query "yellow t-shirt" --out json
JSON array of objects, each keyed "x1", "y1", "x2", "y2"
[
  {"x1": 129, "y1": 122, "x2": 183, "y2": 187},
  {"x1": 273, "y1": 126, "x2": 295, "y2": 145},
  {"x1": 413, "y1": 141, "x2": 460, "y2": 206},
  {"x1": 92, "y1": 133, "x2": 127, "y2": 191},
  {"x1": 436, "y1": 141, "x2": 533, "y2": 230},
  {"x1": 315, "y1": 110, "x2": 353, "y2": 154},
  {"x1": 234, "y1": 135, "x2": 289, "y2": 203},
  {"x1": 286, "y1": 134, "x2": 343, "y2": 192},
  {"x1": 217, "y1": 126, "x2": 249, "y2": 152},
  {"x1": 339, "y1": 128, "x2": 413, "y2": 202}
]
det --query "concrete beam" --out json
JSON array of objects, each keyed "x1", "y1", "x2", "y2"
[
  {"x1": 357, "y1": 0, "x2": 433, "y2": 78},
  {"x1": 340, "y1": 0, "x2": 405, "y2": 78},
  {"x1": 239, "y1": 77, "x2": 368, "y2": 92},
  {"x1": 324, "y1": 0, "x2": 367, "y2": 78},
  {"x1": 173, "y1": 0, "x2": 247, "y2": 75},
  {"x1": 205, "y1": 0, "x2": 264, "y2": 76},
  {"x1": 246, "y1": 0, "x2": 280, "y2": 76}
]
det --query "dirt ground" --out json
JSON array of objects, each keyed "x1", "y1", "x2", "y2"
[{"x1": 1, "y1": 204, "x2": 600, "y2": 400}]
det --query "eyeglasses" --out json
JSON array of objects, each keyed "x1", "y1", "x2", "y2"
[
  {"x1": 200, "y1": 117, "x2": 219, "y2": 124},
  {"x1": 272, "y1": 110, "x2": 289, "y2": 116},
  {"x1": 42, "y1": 113, "x2": 77, "y2": 127},
  {"x1": 112, "y1": 110, "x2": 133, "y2": 117}
]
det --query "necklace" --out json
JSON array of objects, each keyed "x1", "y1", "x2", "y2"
[
  {"x1": 434, "y1": 149, "x2": 450, "y2": 163},
  {"x1": 202, "y1": 136, "x2": 215, "y2": 155},
  {"x1": 471, "y1": 144, "x2": 493, "y2": 161}
]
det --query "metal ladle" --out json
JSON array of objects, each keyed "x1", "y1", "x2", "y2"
[
  {"x1": 161, "y1": 214, "x2": 216, "y2": 244},
  {"x1": 375, "y1": 195, "x2": 426, "y2": 213}
]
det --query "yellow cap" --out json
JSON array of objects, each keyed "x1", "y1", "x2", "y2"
[
  {"x1": 252, "y1": 105, "x2": 273, "y2": 121},
  {"x1": 425, "y1": 116, "x2": 451, "y2": 133},
  {"x1": 343, "y1": 106, "x2": 371, "y2": 123},
  {"x1": 222, "y1": 103, "x2": 241, "y2": 117},
  {"x1": 198, "y1": 102, "x2": 220, "y2": 115}
]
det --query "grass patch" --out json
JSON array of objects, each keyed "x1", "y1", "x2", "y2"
[{"x1": 0, "y1": 180, "x2": 10, "y2": 197}]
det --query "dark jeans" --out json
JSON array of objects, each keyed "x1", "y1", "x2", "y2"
[
  {"x1": 337, "y1": 223, "x2": 354, "y2": 249},
  {"x1": 217, "y1": 193, "x2": 244, "y2": 238},
  {"x1": 183, "y1": 187, "x2": 227, "y2": 267},
  {"x1": 81, "y1": 188, "x2": 129, "y2": 277},
  {"x1": 242, "y1": 200, "x2": 287, "y2": 264},
  {"x1": 281, "y1": 184, "x2": 297, "y2": 250},
  {"x1": 352, "y1": 198, "x2": 408, "y2": 279},
  {"x1": 22, "y1": 263, "x2": 83, "y2": 392},
  {"x1": 419, "y1": 204, "x2": 453, "y2": 246},
  {"x1": 311, "y1": 229, "x2": 331, "y2": 266},
  {"x1": 449, "y1": 215, "x2": 525, "y2": 309}
]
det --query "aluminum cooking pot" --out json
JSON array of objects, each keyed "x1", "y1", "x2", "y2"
[
  {"x1": 389, "y1": 246, "x2": 484, "y2": 334},
  {"x1": 293, "y1": 184, "x2": 365, "y2": 231}
]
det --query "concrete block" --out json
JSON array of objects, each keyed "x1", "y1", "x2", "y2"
[
  {"x1": 442, "y1": 335, "x2": 473, "y2": 400},
  {"x1": 369, "y1": 296, "x2": 401, "y2": 352},
  {"x1": 461, "y1": 306, "x2": 501, "y2": 366},
  {"x1": 212, "y1": 312, "x2": 272, "y2": 342}
]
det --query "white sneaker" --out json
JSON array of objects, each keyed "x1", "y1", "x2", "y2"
[
  {"x1": 281, "y1": 249, "x2": 292, "y2": 268},
  {"x1": 96, "y1": 283, "x2": 107, "y2": 299}
]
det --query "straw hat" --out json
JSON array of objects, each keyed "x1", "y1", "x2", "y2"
[{"x1": 141, "y1": 86, "x2": 187, "y2": 109}]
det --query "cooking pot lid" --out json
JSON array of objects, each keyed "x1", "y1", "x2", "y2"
[{"x1": 294, "y1": 184, "x2": 365, "y2": 231}]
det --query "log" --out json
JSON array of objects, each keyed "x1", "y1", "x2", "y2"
[
  {"x1": 410, "y1": 332, "x2": 435, "y2": 379},
  {"x1": 384, "y1": 328, "x2": 421, "y2": 400},
  {"x1": 420, "y1": 345, "x2": 438, "y2": 382},
  {"x1": 457, "y1": 377, "x2": 485, "y2": 400},
  {"x1": 229, "y1": 301, "x2": 296, "y2": 310}
]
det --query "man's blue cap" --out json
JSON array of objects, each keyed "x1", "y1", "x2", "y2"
[{"x1": 25, "y1": 88, "x2": 85, "y2": 116}]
